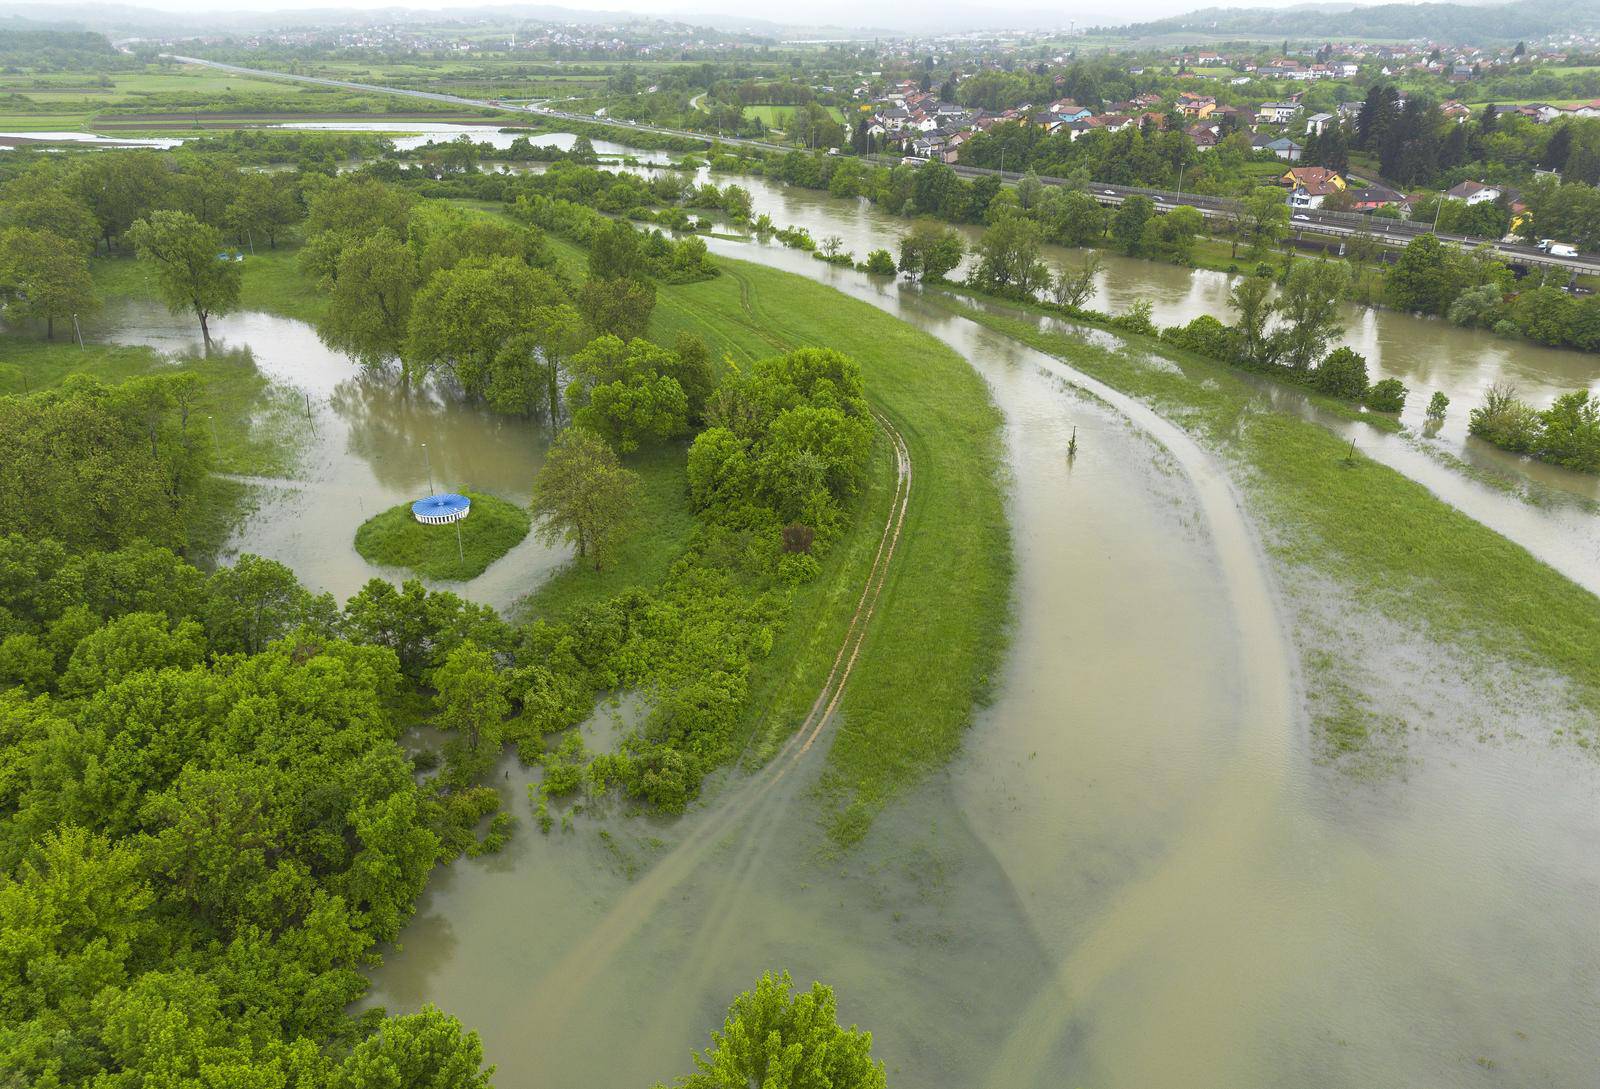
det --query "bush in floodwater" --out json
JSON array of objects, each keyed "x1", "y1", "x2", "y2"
[
  {"x1": 1427, "y1": 391, "x2": 1450, "y2": 422},
  {"x1": 1468, "y1": 383, "x2": 1542, "y2": 453},
  {"x1": 1312, "y1": 347, "x2": 1370, "y2": 402},
  {"x1": 1364, "y1": 377, "x2": 1408, "y2": 414},
  {"x1": 863, "y1": 248, "x2": 896, "y2": 276},
  {"x1": 1535, "y1": 390, "x2": 1600, "y2": 473},
  {"x1": 655, "y1": 971, "x2": 886, "y2": 1089},
  {"x1": 1161, "y1": 314, "x2": 1236, "y2": 361},
  {"x1": 1110, "y1": 299, "x2": 1156, "y2": 336}
]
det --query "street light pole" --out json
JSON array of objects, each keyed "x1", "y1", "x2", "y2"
[{"x1": 422, "y1": 443, "x2": 435, "y2": 496}]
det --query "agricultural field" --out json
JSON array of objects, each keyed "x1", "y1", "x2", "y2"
[
  {"x1": 743, "y1": 103, "x2": 849, "y2": 129},
  {"x1": 0, "y1": 60, "x2": 483, "y2": 133}
]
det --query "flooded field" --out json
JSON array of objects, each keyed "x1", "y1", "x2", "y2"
[
  {"x1": 99, "y1": 299, "x2": 564, "y2": 609},
  {"x1": 88, "y1": 154, "x2": 1600, "y2": 1087},
  {"x1": 362, "y1": 251, "x2": 1600, "y2": 1088}
]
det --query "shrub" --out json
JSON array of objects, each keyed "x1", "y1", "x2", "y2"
[
  {"x1": 778, "y1": 552, "x2": 821, "y2": 584},
  {"x1": 1110, "y1": 299, "x2": 1156, "y2": 336},
  {"x1": 1446, "y1": 283, "x2": 1504, "y2": 328},
  {"x1": 863, "y1": 248, "x2": 896, "y2": 275},
  {"x1": 1161, "y1": 314, "x2": 1236, "y2": 360},
  {"x1": 1536, "y1": 391, "x2": 1600, "y2": 473},
  {"x1": 1312, "y1": 347, "x2": 1369, "y2": 402},
  {"x1": 1364, "y1": 378, "x2": 1408, "y2": 414},
  {"x1": 1426, "y1": 391, "x2": 1449, "y2": 421},
  {"x1": 1468, "y1": 383, "x2": 1541, "y2": 453}
]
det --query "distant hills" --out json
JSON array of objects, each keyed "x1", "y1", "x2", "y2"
[{"x1": 1109, "y1": 0, "x2": 1600, "y2": 45}]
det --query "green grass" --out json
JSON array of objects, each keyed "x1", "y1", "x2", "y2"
[
  {"x1": 355, "y1": 491, "x2": 531, "y2": 580},
  {"x1": 742, "y1": 104, "x2": 848, "y2": 129},
  {"x1": 941, "y1": 297, "x2": 1600, "y2": 741},
  {"x1": 519, "y1": 443, "x2": 696, "y2": 619},
  {"x1": 645, "y1": 258, "x2": 1012, "y2": 838}
]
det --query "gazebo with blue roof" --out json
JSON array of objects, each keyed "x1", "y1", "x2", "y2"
[{"x1": 411, "y1": 492, "x2": 471, "y2": 525}]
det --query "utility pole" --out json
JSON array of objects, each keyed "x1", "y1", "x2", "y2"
[
  {"x1": 72, "y1": 312, "x2": 84, "y2": 349},
  {"x1": 422, "y1": 443, "x2": 435, "y2": 496}
]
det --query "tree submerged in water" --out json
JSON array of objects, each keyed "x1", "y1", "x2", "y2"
[{"x1": 656, "y1": 971, "x2": 886, "y2": 1089}]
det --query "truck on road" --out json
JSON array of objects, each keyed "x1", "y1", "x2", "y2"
[{"x1": 1537, "y1": 239, "x2": 1579, "y2": 257}]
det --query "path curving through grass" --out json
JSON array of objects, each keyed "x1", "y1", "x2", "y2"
[{"x1": 510, "y1": 412, "x2": 913, "y2": 1051}]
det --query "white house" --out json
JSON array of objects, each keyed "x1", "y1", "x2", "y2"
[
  {"x1": 1256, "y1": 101, "x2": 1303, "y2": 125},
  {"x1": 1304, "y1": 112, "x2": 1335, "y2": 135},
  {"x1": 1445, "y1": 180, "x2": 1502, "y2": 205}
]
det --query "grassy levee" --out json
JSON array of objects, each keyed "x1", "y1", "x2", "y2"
[
  {"x1": 941, "y1": 296, "x2": 1600, "y2": 749},
  {"x1": 646, "y1": 258, "x2": 1012, "y2": 840},
  {"x1": 355, "y1": 490, "x2": 531, "y2": 580}
]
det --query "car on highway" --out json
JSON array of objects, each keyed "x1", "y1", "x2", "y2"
[
  {"x1": 1293, "y1": 214, "x2": 1311, "y2": 221},
  {"x1": 1103, "y1": 189, "x2": 1116, "y2": 195}
]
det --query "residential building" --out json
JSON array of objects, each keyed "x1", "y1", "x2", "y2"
[
  {"x1": 1256, "y1": 101, "x2": 1303, "y2": 125},
  {"x1": 1445, "y1": 179, "x2": 1502, "y2": 205},
  {"x1": 1347, "y1": 183, "x2": 1404, "y2": 211},
  {"x1": 1282, "y1": 166, "x2": 1346, "y2": 208},
  {"x1": 1251, "y1": 133, "x2": 1304, "y2": 161}
]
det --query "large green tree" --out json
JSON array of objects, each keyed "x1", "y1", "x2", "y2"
[
  {"x1": 0, "y1": 227, "x2": 97, "y2": 339},
  {"x1": 531, "y1": 426, "x2": 638, "y2": 569},
  {"x1": 405, "y1": 256, "x2": 567, "y2": 388},
  {"x1": 126, "y1": 210, "x2": 241, "y2": 352},
  {"x1": 654, "y1": 972, "x2": 885, "y2": 1089}
]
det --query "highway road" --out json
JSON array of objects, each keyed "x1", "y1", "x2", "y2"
[{"x1": 167, "y1": 54, "x2": 1600, "y2": 277}]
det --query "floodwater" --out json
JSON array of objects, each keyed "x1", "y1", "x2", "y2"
[
  {"x1": 361, "y1": 245, "x2": 1600, "y2": 1088},
  {"x1": 84, "y1": 159, "x2": 1600, "y2": 1086},
  {"x1": 97, "y1": 299, "x2": 565, "y2": 608},
  {"x1": 595, "y1": 161, "x2": 1600, "y2": 589},
  {"x1": 272, "y1": 121, "x2": 668, "y2": 160},
  {"x1": 0, "y1": 130, "x2": 183, "y2": 148}
]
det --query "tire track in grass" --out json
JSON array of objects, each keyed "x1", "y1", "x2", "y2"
[{"x1": 515, "y1": 412, "x2": 912, "y2": 1047}]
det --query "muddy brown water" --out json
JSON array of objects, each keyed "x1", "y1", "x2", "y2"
[{"x1": 89, "y1": 174, "x2": 1600, "y2": 1087}]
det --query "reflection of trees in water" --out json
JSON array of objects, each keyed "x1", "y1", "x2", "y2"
[
  {"x1": 366, "y1": 908, "x2": 461, "y2": 1008},
  {"x1": 330, "y1": 373, "x2": 553, "y2": 495}
]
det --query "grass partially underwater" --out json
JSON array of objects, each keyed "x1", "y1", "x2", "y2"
[
  {"x1": 645, "y1": 257, "x2": 1013, "y2": 843},
  {"x1": 0, "y1": 335, "x2": 310, "y2": 560},
  {"x1": 941, "y1": 296, "x2": 1600, "y2": 752},
  {"x1": 93, "y1": 244, "x2": 328, "y2": 326},
  {"x1": 355, "y1": 491, "x2": 531, "y2": 581}
]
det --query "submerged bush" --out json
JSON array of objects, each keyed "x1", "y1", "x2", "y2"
[
  {"x1": 1536, "y1": 391, "x2": 1600, "y2": 473},
  {"x1": 1312, "y1": 347, "x2": 1370, "y2": 402},
  {"x1": 1469, "y1": 383, "x2": 1542, "y2": 453},
  {"x1": 1161, "y1": 314, "x2": 1236, "y2": 360},
  {"x1": 1364, "y1": 378, "x2": 1408, "y2": 414}
]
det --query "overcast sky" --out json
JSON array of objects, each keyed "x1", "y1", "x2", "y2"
[{"x1": 18, "y1": 0, "x2": 1309, "y2": 32}]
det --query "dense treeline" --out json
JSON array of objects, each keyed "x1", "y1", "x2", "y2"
[
  {"x1": 0, "y1": 536, "x2": 513, "y2": 1086},
  {"x1": 0, "y1": 28, "x2": 135, "y2": 72},
  {"x1": 1388, "y1": 232, "x2": 1600, "y2": 351},
  {"x1": 0, "y1": 374, "x2": 211, "y2": 552},
  {"x1": 0, "y1": 146, "x2": 898, "y2": 1083}
]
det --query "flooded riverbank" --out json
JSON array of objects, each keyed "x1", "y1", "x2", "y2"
[
  {"x1": 357, "y1": 247, "x2": 1600, "y2": 1088},
  {"x1": 604, "y1": 160, "x2": 1600, "y2": 510},
  {"x1": 97, "y1": 299, "x2": 566, "y2": 609},
  {"x1": 84, "y1": 171, "x2": 1600, "y2": 1088}
]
